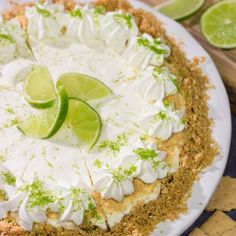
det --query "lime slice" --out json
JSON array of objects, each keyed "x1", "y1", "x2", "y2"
[
  {"x1": 201, "y1": 0, "x2": 236, "y2": 49},
  {"x1": 158, "y1": 0, "x2": 205, "y2": 20},
  {"x1": 67, "y1": 98, "x2": 102, "y2": 150},
  {"x1": 18, "y1": 81, "x2": 68, "y2": 139},
  {"x1": 59, "y1": 73, "x2": 112, "y2": 102},
  {"x1": 24, "y1": 66, "x2": 56, "y2": 109}
]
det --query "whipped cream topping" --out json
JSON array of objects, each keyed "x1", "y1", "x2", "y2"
[
  {"x1": 0, "y1": 174, "x2": 95, "y2": 231},
  {"x1": 0, "y1": 1, "x2": 185, "y2": 230},
  {"x1": 26, "y1": 3, "x2": 65, "y2": 41},
  {"x1": 123, "y1": 33, "x2": 170, "y2": 69},
  {"x1": 100, "y1": 11, "x2": 138, "y2": 52},
  {"x1": 136, "y1": 66, "x2": 178, "y2": 102},
  {"x1": 120, "y1": 140, "x2": 169, "y2": 184},
  {"x1": 92, "y1": 137, "x2": 169, "y2": 201},
  {"x1": 66, "y1": 5, "x2": 103, "y2": 45},
  {"x1": 141, "y1": 101, "x2": 185, "y2": 140},
  {"x1": 90, "y1": 125, "x2": 169, "y2": 201},
  {"x1": 0, "y1": 19, "x2": 32, "y2": 64}
]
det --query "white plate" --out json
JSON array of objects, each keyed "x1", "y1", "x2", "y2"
[{"x1": 0, "y1": 1, "x2": 232, "y2": 235}]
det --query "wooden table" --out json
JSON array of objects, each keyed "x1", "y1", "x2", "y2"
[{"x1": 141, "y1": 0, "x2": 236, "y2": 114}]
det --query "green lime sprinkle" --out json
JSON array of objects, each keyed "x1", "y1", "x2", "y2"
[
  {"x1": 153, "y1": 67, "x2": 179, "y2": 91},
  {"x1": 20, "y1": 178, "x2": 55, "y2": 209},
  {"x1": 163, "y1": 100, "x2": 172, "y2": 109},
  {"x1": 99, "y1": 133, "x2": 128, "y2": 153},
  {"x1": 133, "y1": 148, "x2": 157, "y2": 160},
  {"x1": 1, "y1": 172, "x2": 16, "y2": 186},
  {"x1": 0, "y1": 32, "x2": 15, "y2": 43},
  {"x1": 88, "y1": 197, "x2": 101, "y2": 220},
  {"x1": 4, "y1": 118, "x2": 21, "y2": 128},
  {"x1": 179, "y1": 118, "x2": 185, "y2": 125},
  {"x1": 93, "y1": 159, "x2": 102, "y2": 168},
  {"x1": 106, "y1": 164, "x2": 136, "y2": 183},
  {"x1": 5, "y1": 107, "x2": 15, "y2": 114},
  {"x1": 36, "y1": 6, "x2": 51, "y2": 17},
  {"x1": 154, "y1": 111, "x2": 169, "y2": 120},
  {"x1": 0, "y1": 154, "x2": 4, "y2": 161},
  {"x1": 137, "y1": 37, "x2": 168, "y2": 55},
  {"x1": 70, "y1": 8, "x2": 83, "y2": 18},
  {"x1": 133, "y1": 148, "x2": 163, "y2": 170},
  {"x1": 94, "y1": 6, "x2": 106, "y2": 15},
  {"x1": 69, "y1": 188, "x2": 85, "y2": 211},
  {"x1": 113, "y1": 14, "x2": 132, "y2": 29},
  {"x1": 58, "y1": 197, "x2": 65, "y2": 213},
  {"x1": 47, "y1": 161, "x2": 53, "y2": 168},
  {"x1": 170, "y1": 76, "x2": 179, "y2": 91}
]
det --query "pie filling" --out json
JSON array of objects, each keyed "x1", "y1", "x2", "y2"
[{"x1": 0, "y1": 1, "x2": 210, "y2": 233}]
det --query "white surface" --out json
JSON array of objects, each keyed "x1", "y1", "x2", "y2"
[{"x1": 0, "y1": 1, "x2": 232, "y2": 235}]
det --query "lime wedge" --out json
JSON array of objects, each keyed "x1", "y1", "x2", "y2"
[
  {"x1": 24, "y1": 66, "x2": 56, "y2": 109},
  {"x1": 18, "y1": 81, "x2": 68, "y2": 139},
  {"x1": 201, "y1": 0, "x2": 236, "y2": 49},
  {"x1": 158, "y1": 0, "x2": 205, "y2": 20},
  {"x1": 59, "y1": 73, "x2": 112, "y2": 102},
  {"x1": 67, "y1": 98, "x2": 102, "y2": 150}
]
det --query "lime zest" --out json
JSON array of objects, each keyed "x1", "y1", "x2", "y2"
[
  {"x1": 0, "y1": 172, "x2": 16, "y2": 186},
  {"x1": 99, "y1": 133, "x2": 128, "y2": 153},
  {"x1": 105, "y1": 164, "x2": 137, "y2": 183},
  {"x1": 94, "y1": 6, "x2": 106, "y2": 15},
  {"x1": 137, "y1": 37, "x2": 168, "y2": 54},
  {"x1": 0, "y1": 31, "x2": 15, "y2": 43},
  {"x1": 113, "y1": 13, "x2": 132, "y2": 28},
  {"x1": 133, "y1": 148, "x2": 163, "y2": 170},
  {"x1": 70, "y1": 8, "x2": 83, "y2": 18},
  {"x1": 93, "y1": 159, "x2": 102, "y2": 168},
  {"x1": 20, "y1": 177, "x2": 55, "y2": 209},
  {"x1": 36, "y1": 5, "x2": 51, "y2": 17}
]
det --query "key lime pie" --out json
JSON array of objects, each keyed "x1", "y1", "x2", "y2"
[{"x1": 0, "y1": 0, "x2": 218, "y2": 235}]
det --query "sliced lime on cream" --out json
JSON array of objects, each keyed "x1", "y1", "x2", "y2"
[
  {"x1": 18, "y1": 81, "x2": 68, "y2": 139},
  {"x1": 24, "y1": 66, "x2": 56, "y2": 109},
  {"x1": 59, "y1": 73, "x2": 112, "y2": 102},
  {"x1": 67, "y1": 98, "x2": 102, "y2": 150}
]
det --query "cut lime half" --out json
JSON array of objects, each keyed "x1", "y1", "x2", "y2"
[
  {"x1": 157, "y1": 0, "x2": 205, "y2": 20},
  {"x1": 24, "y1": 66, "x2": 56, "y2": 109},
  {"x1": 18, "y1": 81, "x2": 68, "y2": 139},
  {"x1": 201, "y1": 0, "x2": 236, "y2": 49},
  {"x1": 59, "y1": 73, "x2": 112, "y2": 102},
  {"x1": 67, "y1": 98, "x2": 102, "y2": 150}
]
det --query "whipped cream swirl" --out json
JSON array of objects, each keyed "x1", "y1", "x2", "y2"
[
  {"x1": 136, "y1": 66, "x2": 178, "y2": 102},
  {"x1": 123, "y1": 33, "x2": 170, "y2": 69},
  {"x1": 0, "y1": 19, "x2": 32, "y2": 64},
  {"x1": 100, "y1": 11, "x2": 138, "y2": 52},
  {"x1": 66, "y1": 5, "x2": 102, "y2": 45},
  {"x1": 0, "y1": 174, "x2": 94, "y2": 231},
  {"x1": 93, "y1": 139, "x2": 169, "y2": 201},
  {"x1": 94, "y1": 162, "x2": 136, "y2": 202},
  {"x1": 26, "y1": 3, "x2": 65, "y2": 40},
  {"x1": 141, "y1": 101, "x2": 185, "y2": 140},
  {"x1": 119, "y1": 140, "x2": 169, "y2": 184}
]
